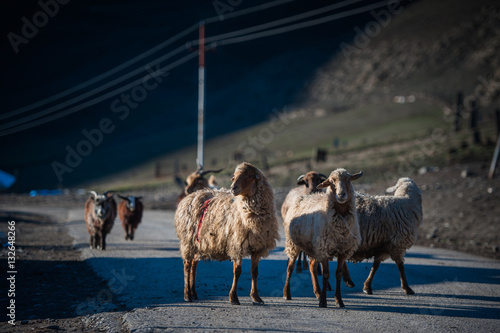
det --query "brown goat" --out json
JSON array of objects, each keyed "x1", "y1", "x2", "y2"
[
  {"x1": 281, "y1": 172, "x2": 327, "y2": 273},
  {"x1": 85, "y1": 191, "x2": 117, "y2": 250},
  {"x1": 118, "y1": 195, "x2": 143, "y2": 241},
  {"x1": 176, "y1": 167, "x2": 223, "y2": 206}
]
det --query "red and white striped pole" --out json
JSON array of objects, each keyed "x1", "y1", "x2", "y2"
[{"x1": 197, "y1": 21, "x2": 206, "y2": 170}]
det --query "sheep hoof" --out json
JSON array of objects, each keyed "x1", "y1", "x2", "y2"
[
  {"x1": 404, "y1": 288, "x2": 415, "y2": 295},
  {"x1": 252, "y1": 300, "x2": 265, "y2": 306},
  {"x1": 345, "y1": 281, "x2": 355, "y2": 288},
  {"x1": 184, "y1": 297, "x2": 192, "y2": 302},
  {"x1": 335, "y1": 301, "x2": 345, "y2": 308},
  {"x1": 363, "y1": 288, "x2": 373, "y2": 295},
  {"x1": 284, "y1": 295, "x2": 292, "y2": 300},
  {"x1": 230, "y1": 299, "x2": 240, "y2": 305},
  {"x1": 319, "y1": 300, "x2": 327, "y2": 308}
]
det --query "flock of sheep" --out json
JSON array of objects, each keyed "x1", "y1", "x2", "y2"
[{"x1": 84, "y1": 161, "x2": 422, "y2": 308}]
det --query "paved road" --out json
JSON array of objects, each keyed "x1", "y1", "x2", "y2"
[{"x1": 63, "y1": 208, "x2": 500, "y2": 332}]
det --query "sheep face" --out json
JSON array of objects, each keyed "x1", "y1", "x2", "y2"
[
  {"x1": 184, "y1": 168, "x2": 223, "y2": 195},
  {"x1": 230, "y1": 162, "x2": 260, "y2": 197},
  {"x1": 297, "y1": 171, "x2": 328, "y2": 194},
  {"x1": 91, "y1": 194, "x2": 113, "y2": 219},
  {"x1": 317, "y1": 169, "x2": 363, "y2": 204},
  {"x1": 184, "y1": 173, "x2": 209, "y2": 195},
  {"x1": 119, "y1": 195, "x2": 142, "y2": 212}
]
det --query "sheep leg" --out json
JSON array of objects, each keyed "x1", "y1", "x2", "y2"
[
  {"x1": 394, "y1": 257, "x2": 414, "y2": 295},
  {"x1": 190, "y1": 259, "x2": 199, "y2": 300},
  {"x1": 321, "y1": 263, "x2": 332, "y2": 291},
  {"x1": 130, "y1": 226, "x2": 135, "y2": 241},
  {"x1": 250, "y1": 253, "x2": 264, "y2": 304},
  {"x1": 283, "y1": 254, "x2": 297, "y2": 300},
  {"x1": 296, "y1": 252, "x2": 303, "y2": 273},
  {"x1": 302, "y1": 253, "x2": 308, "y2": 271},
  {"x1": 363, "y1": 259, "x2": 381, "y2": 294},
  {"x1": 89, "y1": 235, "x2": 94, "y2": 249},
  {"x1": 308, "y1": 258, "x2": 322, "y2": 300},
  {"x1": 319, "y1": 259, "x2": 330, "y2": 308},
  {"x1": 229, "y1": 258, "x2": 242, "y2": 305},
  {"x1": 101, "y1": 233, "x2": 106, "y2": 250},
  {"x1": 95, "y1": 233, "x2": 101, "y2": 250},
  {"x1": 183, "y1": 259, "x2": 193, "y2": 302},
  {"x1": 342, "y1": 261, "x2": 355, "y2": 288},
  {"x1": 334, "y1": 256, "x2": 345, "y2": 308}
]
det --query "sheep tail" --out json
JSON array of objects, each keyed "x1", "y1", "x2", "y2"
[{"x1": 196, "y1": 199, "x2": 212, "y2": 242}]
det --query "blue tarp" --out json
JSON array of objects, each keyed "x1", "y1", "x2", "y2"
[{"x1": 0, "y1": 169, "x2": 16, "y2": 189}]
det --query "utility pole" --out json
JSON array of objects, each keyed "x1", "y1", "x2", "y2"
[{"x1": 197, "y1": 21, "x2": 206, "y2": 170}]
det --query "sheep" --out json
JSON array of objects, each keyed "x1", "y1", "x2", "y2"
[
  {"x1": 283, "y1": 168, "x2": 363, "y2": 308},
  {"x1": 85, "y1": 191, "x2": 117, "y2": 250},
  {"x1": 175, "y1": 162, "x2": 280, "y2": 305},
  {"x1": 176, "y1": 167, "x2": 223, "y2": 206},
  {"x1": 118, "y1": 195, "x2": 144, "y2": 241},
  {"x1": 281, "y1": 171, "x2": 327, "y2": 273},
  {"x1": 309, "y1": 177, "x2": 423, "y2": 296}
]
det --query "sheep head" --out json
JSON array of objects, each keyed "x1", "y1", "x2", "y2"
[
  {"x1": 386, "y1": 177, "x2": 420, "y2": 197},
  {"x1": 89, "y1": 191, "x2": 115, "y2": 219},
  {"x1": 317, "y1": 168, "x2": 363, "y2": 204},
  {"x1": 184, "y1": 167, "x2": 223, "y2": 195},
  {"x1": 119, "y1": 195, "x2": 142, "y2": 211},
  {"x1": 297, "y1": 171, "x2": 328, "y2": 194},
  {"x1": 230, "y1": 162, "x2": 262, "y2": 197}
]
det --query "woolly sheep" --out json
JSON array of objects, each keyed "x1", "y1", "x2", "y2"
[
  {"x1": 85, "y1": 191, "x2": 117, "y2": 250},
  {"x1": 310, "y1": 177, "x2": 423, "y2": 295},
  {"x1": 175, "y1": 162, "x2": 280, "y2": 305},
  {"x1": 283, "y1": 168, "x2": 363, "y2": 308},
  {"x1": 281, "y1": 171, "x2": 327, "y2": 273}
]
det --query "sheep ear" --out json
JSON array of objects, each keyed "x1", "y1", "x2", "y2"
[
  {"x1": 349, "y1": 172, "x2": 363, "y2": 181},
  {"x1": 386, "y1": 185, "x2": 397, "y2": 193},
  {"x1": 317, "y1": 179, "x2": 331, "y2": 189}
]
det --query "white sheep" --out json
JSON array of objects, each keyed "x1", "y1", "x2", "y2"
[
  {"x1": 283, "y1": 168, "x2": 363, "y2": 308},
  {"x1": 281, "y1": 171, "x2": 327, "y2": 273},
  {"x1": 309, "y1": 177, "x2": 423, "y2": 295},
  {"x1": 175, "y1": 162, "x2": 280, "y2": 305}
]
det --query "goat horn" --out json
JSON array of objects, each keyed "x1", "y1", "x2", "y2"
[
  {"x1": 199, "y1": 168, "x2": 223, "y2": 176},
  {"x1": 89, "y1": 191, "x2": 98, "y2": 199},
  {"x1": 296, "y1": 174, "x2": 306, "y2": 182},
  {"x1": 103, "y1": 190, "x2": 115, "y2": 198},
  {"x1": 118, "y1": 194, "x2": 129, "y2": 200},
  {"x1": 319, "y1": 173, "x2": 328, "y2": 180}
]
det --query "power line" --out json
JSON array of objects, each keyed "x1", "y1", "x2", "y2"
[
  {"x1": 215, "y1": 0, "x2": 389, "y2": 46},
  {"x1": 0, "y1": 45, "x2": 189, "y2": 132},
  {"x1": 1, "y1": 0, "x2": 296, "y2": 122},
  {"x1": 204, "y1": 0, "x2": 296, "y2": 24},
  {"x1": 195, "y1": 0, "x2": 366, "y2": 46},
  {"x1": 2, "y1": 0, "x2": 386, "y2": 136},
  {"x1": 0, "y1": 23, "x2": 199, "y2": 122},
  {"x1": 0, "y1": 52, "x2": 198, "y2": 137}
]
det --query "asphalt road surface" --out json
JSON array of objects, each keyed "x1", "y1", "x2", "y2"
[{"x1": 60, "y1": 208, "x2": 500, "y2": 332}]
